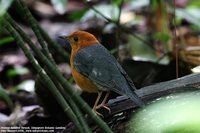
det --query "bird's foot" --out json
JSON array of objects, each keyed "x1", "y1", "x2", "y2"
[
  {"x1": 92, "y1": 104, "x2": 110, "y2": 117},
  {"x1": 93, "y1": 110, "x2": 104, "y2": 118},
  {"x1": 96, "y1": 104, "x2": 111, "y2": 113}
]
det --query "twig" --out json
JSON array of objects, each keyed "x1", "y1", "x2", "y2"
[
  {"x1": 173, "y1": 0, "x2": 179, "y2": 78},
  {"x1": 90, "y1": 6, "x2": 114, "y2": 23},
  {"x1": 88, "y1": 4, "x2": 156, "y2": 50},
  {"x1": 115, "y1": 0, "x2": 124, "y2": 46},
  {"x1": 117, "y1": 0, "x2": 124, "y2": 25}
]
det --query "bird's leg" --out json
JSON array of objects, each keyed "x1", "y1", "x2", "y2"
[
  {"x1": 92, "y1": 92, "x2": 104, "y2": 117},
  {"x1": 96, "y1": 92, "x2": 111, "y2": 113},
  {"x1": 92, "y1": 92, "x2": 102, "y2": 110}
]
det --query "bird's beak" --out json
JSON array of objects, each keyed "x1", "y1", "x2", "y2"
[{"x1": 59, "y1": 35, "x2": 69, "y2": 41}]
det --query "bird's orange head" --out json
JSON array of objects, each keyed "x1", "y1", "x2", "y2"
[{"x1": 60, "y1": 31, "x2": 99, "y2": 52}]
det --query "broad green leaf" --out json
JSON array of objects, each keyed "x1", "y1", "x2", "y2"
[
  {"x1": 130, "y1": 90, "x2": 200, "y2": 133},
  {"x1": 50, "y1": 0, "x2": 67, "y2": 15},
  {"x1": 153, "y1": 32, "x2": 171, "y2": 43}
]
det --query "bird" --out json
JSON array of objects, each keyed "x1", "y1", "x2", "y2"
[{"x1": 60, "y1": 31, "x2": 144, "y2": 115}]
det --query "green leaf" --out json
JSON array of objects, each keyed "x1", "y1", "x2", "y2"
[
  {"x1": 68, "y1": 9, "x2": 88, "y2": 21},
  {"x1": 6, "y1": 67, "x2": 30, "y2": 78},
  {"x1": 130, "y1": 91, "x2": 200, "y2": 133},
  {"x1": 0, "y1": 36, "x2": 14, "y2": 46},
  {"x1": 153, "y1": 32, "x2": 171, "y2": 43},
  {"x1": 187, "y1": 0, "x2": 200, "y2": 8},
  {"x1": 0, "y1": 84, "x2": 14, "y2": 111},
  {"x1": 50, "y1": 0, "x2": 67, "y2": 14},
  {"x1": 112, "y1": 0, "x2": 122, "y2": 6}
]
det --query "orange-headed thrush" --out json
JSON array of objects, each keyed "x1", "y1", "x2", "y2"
[{"x1": 60, "y1": 31, "x2": 144, "y2": 114}]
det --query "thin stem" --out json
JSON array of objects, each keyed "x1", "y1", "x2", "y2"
[
  {"x1": 91, "y1": 6, "x2": 114, "y2": 23},
  {"x1": 117, "y1": 0, "x2": 124, "y2": 25},
  {"x1": 173, "y1": 0, "x2": 179, "y2": 78},
  {"x1": 116, "y1": 0, "x2": 124, "y2": 47}
]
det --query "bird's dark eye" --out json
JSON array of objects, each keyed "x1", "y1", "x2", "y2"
[{"x1": 74, "y1": 36, "x2": 78, "y2": 42}]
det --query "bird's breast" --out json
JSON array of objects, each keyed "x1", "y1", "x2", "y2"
[
  {"x1": 71, "y1": 67, "x2": 98, "y2": 93},
  {"x1": 70, "y1": 50, "x2": 98, "y2": 93}
]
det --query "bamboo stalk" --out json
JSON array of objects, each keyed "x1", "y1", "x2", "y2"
[
  {"x1": 13, "y1": 0, "x2": 70, "y2": 62},
  {"x1": 5, "y1": 14, "x2": 91, "y2": 132},
  {"x1": 5, "y1": 14, "x2": 112, "y2": 132},
  {"x1": 16, "y1": 0, "x2": 56, "y2": 65},
  {"x1": 39, "y1": 27, "x2": 70, "y2": 62},
  {"x1": 3, "y1": 21, "x2": 84, "y2": 133},
  {"x1": 43, "y1": 68, "x2": 92, "y2": 133}
]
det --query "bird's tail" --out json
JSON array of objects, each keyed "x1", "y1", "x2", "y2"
[{"x1": 128, "y1": 90, "x2": 145, "y2": 108}]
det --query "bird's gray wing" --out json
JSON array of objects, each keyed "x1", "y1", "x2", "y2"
[
  {"x1": 74, "y1": 44, "x2": 144, "y2": 107},
  {"x1": 74, "y1": 44, "x2": 116, "y2": 91}
]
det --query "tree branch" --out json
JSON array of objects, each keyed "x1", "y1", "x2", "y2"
[{"x1": 102, "y1": 73, "x2": 200, "y2": 118}]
